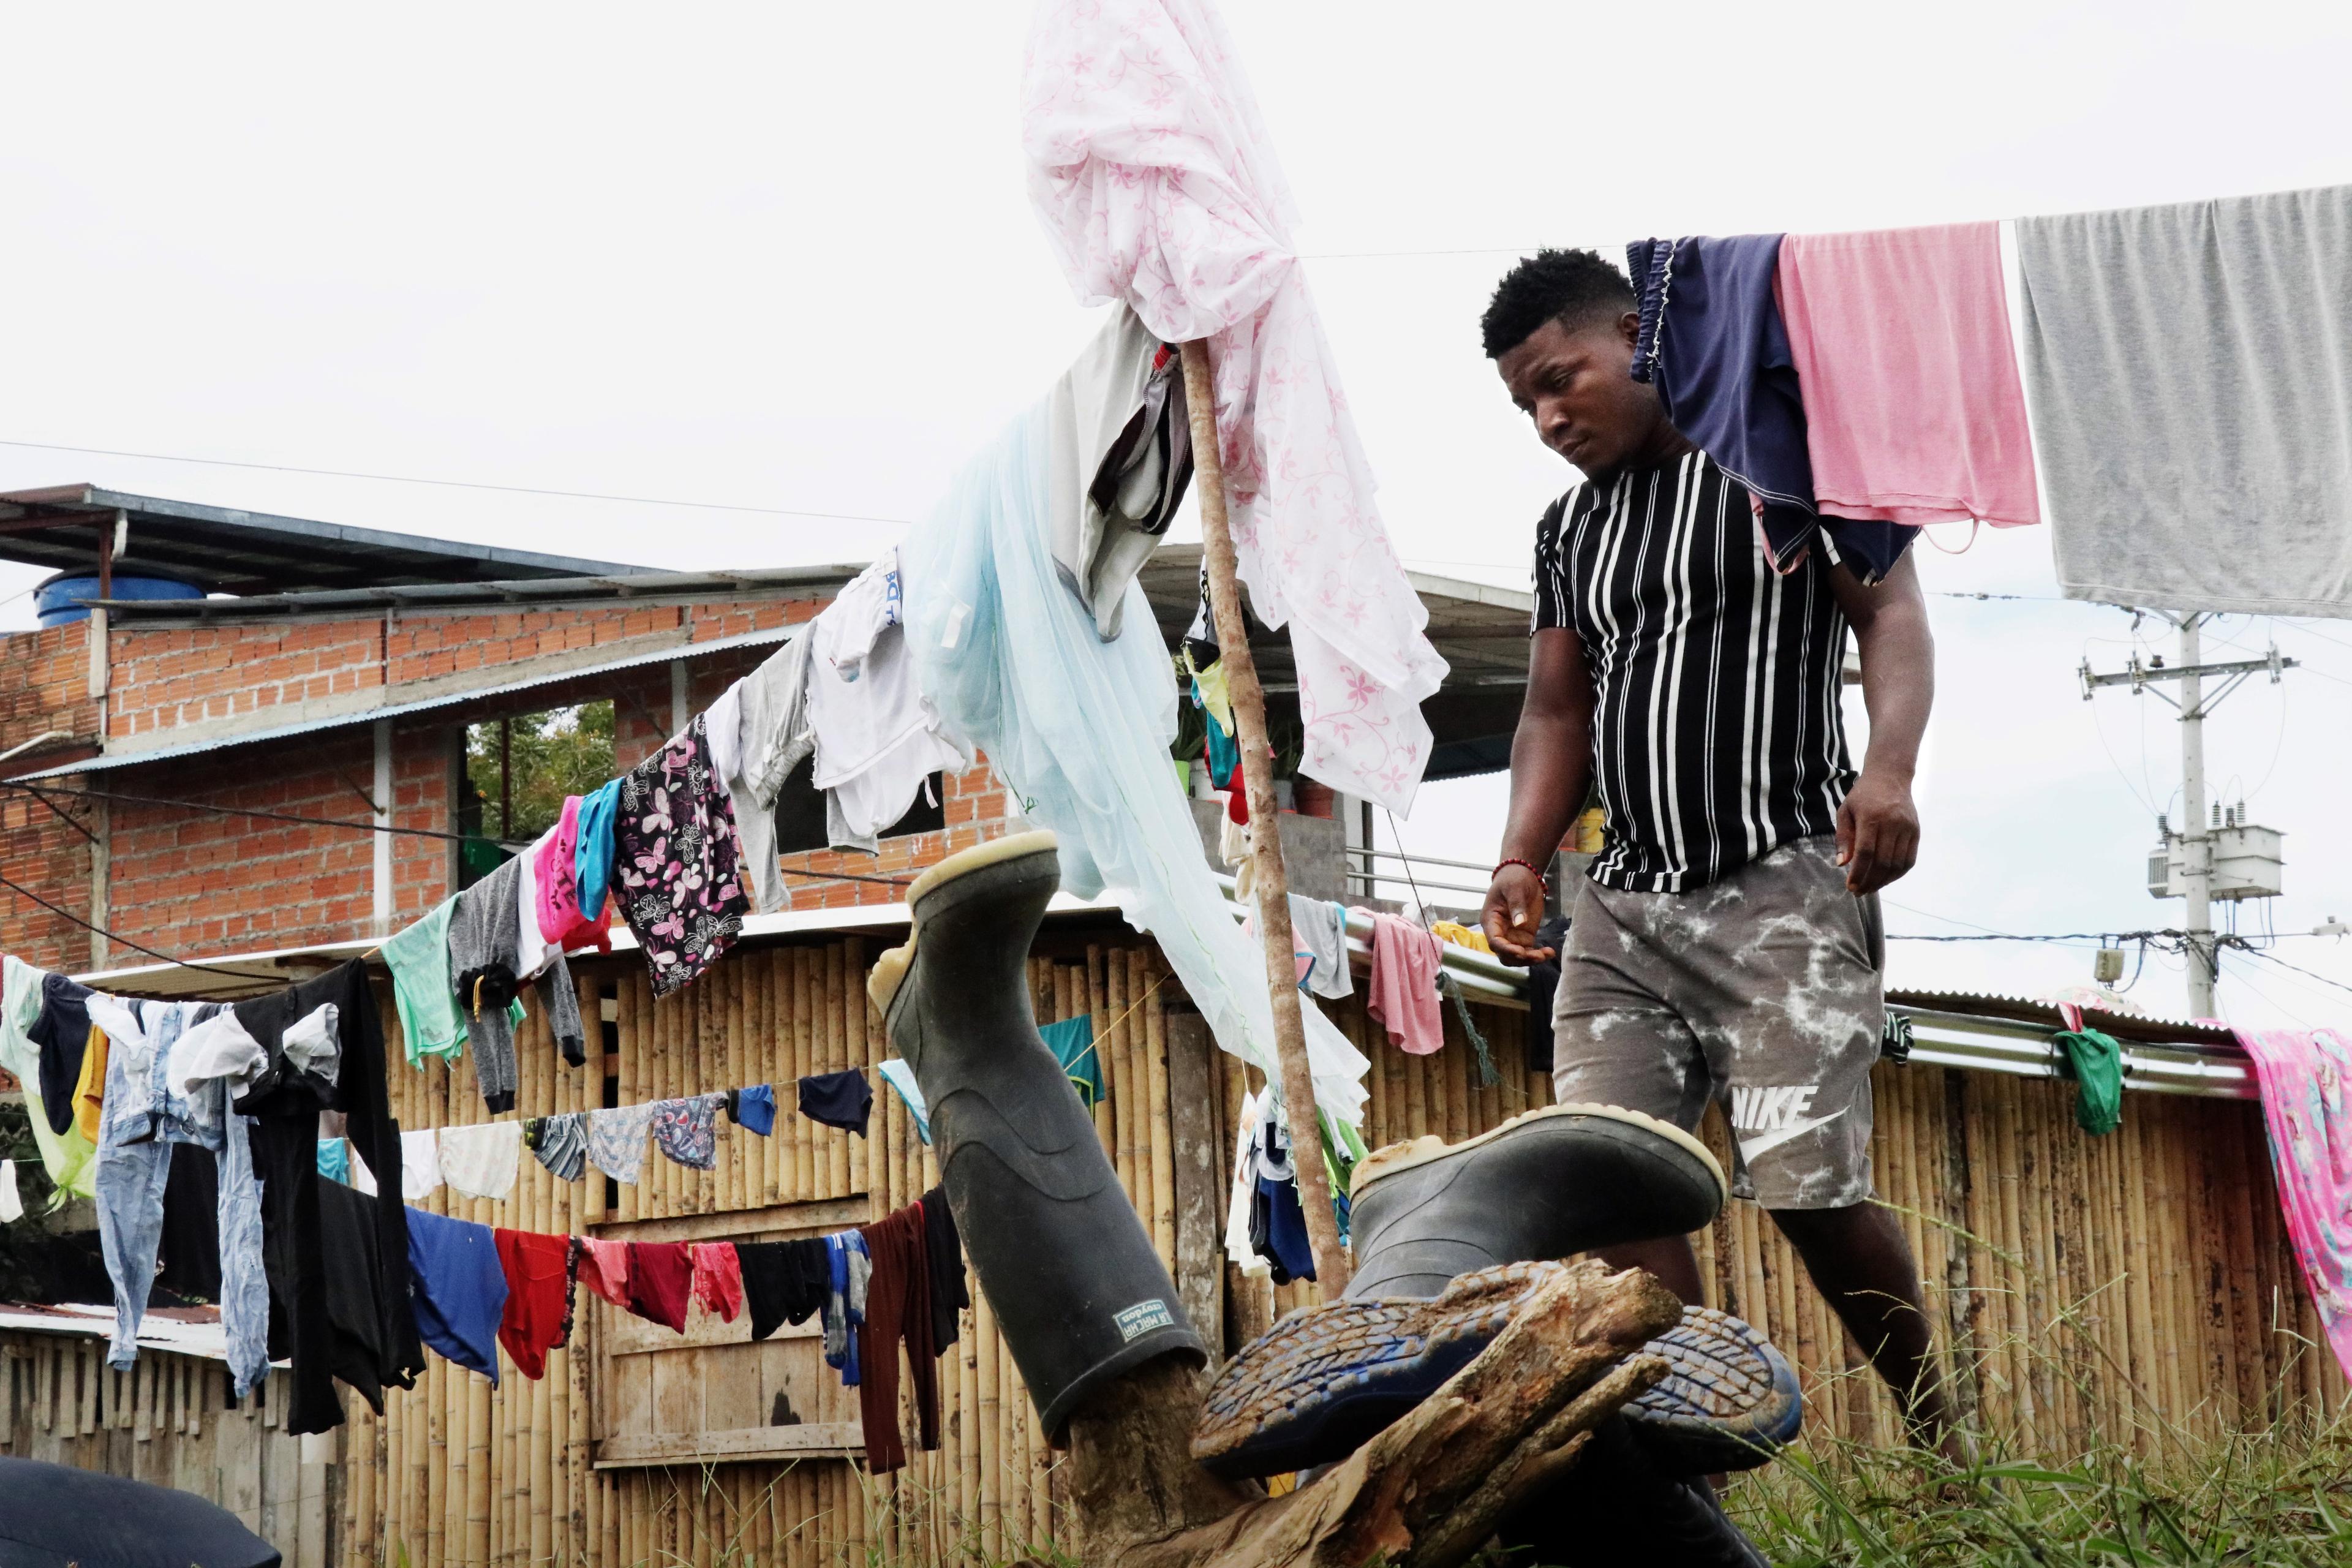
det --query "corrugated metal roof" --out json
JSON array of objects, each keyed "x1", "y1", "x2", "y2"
[
  {"x1": 0, "y1": 484, "x2": 651, "y2": 595},
  {"x1": 0, "y1": 1302, "x2": 232, "y2": 1362},
  {"x1": 89, "y1": 562, "x2": 871, "y2": 621},
  {"x1": 18, "y1": 622, "x2": 802, "y2": 780}
]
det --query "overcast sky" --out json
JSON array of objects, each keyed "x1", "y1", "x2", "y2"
[{"x1": 2, "y1": 2, "x2": 2348, "y2": 1027}]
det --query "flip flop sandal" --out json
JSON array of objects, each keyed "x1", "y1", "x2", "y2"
[
  {"x1": 1191, "y1": 1262, "x2": 1554, "y2": 1479},
  {"x1": 1623, "y1": 1305, "x2": 1803, "y2": 1475}
]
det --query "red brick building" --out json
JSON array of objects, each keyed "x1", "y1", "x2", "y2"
[{"x1": 0, "y1": 484, "x2": 1531, "y2": 990}]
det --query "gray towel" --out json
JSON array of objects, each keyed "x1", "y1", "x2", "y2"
[{"x1": 2015, "y1": 184, "x2": 2352, "y2": 615}]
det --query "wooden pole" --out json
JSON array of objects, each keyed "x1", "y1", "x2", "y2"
[{"x1": 1178, "y1": 338, "x2": 1351, "y2": 1294}]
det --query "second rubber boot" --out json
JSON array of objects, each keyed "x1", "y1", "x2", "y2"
[
  {"x1": 1344, "y1": 1102, "x2": 1729, "y2": 1302},
  {"x1": 869, "y1": 829, "x2": 1204, "y2": 1440}
]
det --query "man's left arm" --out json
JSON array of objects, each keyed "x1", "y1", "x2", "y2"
[{"x1": 1828, "y1": 552, "x2": 1935, "y2": 894}]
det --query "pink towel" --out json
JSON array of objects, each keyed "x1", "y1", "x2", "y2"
[
  {"x1": 536, "y1": 796, "x2": 614, "y2": 954},
  {"x1": 2235, "y1": 1028, "x2": 2352, "y2": 1384},
  {"x1": 1365, "y1": 913, "x2": 1443, "y2": 1056},
  {"x1": 1777, "y1": 222, "x2": 2041, "y2": 530}
]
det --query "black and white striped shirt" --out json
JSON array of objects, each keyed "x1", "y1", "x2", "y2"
[{"x1": 1532, "y1": 451, "x2": 1854, "y2": 894}]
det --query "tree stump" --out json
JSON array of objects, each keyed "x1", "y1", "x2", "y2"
[{"x1": 1061, "y1": 1259, "x2": 1681, "y2": 1568}]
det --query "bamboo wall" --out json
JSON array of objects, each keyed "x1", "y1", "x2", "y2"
[
  {"x1": 0, "y1": 1329, "x2": 333, "y2": 1564},
  {"x1": 332, "y1": 922, "x2": 2350, "y2": 1567}
]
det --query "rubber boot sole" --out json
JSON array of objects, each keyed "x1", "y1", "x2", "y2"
[
  {"x1": 1191, "y1": 1262, "x2": 1555, "y2": 1479},
  {"x1": 1191, "y1": 1274, "x2": 1801, "y2": 1480},
  {"x1": 1624, "y1": 1305, "x2": 1803, "y2": 1475}
]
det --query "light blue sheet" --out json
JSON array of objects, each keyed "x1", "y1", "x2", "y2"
[{"x1": 899, "y1": 399, "x2": 1368, "y2": 1129}]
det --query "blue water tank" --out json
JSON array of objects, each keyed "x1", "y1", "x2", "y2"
[{"x1": 34, "y1": 573, "x2": 205, "y2": 627}]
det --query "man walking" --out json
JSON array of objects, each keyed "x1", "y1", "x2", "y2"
[{"x1": 1477, "y1": 249, "x2": 1958, "y2": 1453}]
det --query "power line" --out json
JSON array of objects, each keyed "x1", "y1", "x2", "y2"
[
  {"x1": 0, "y1": 870, "x2": 262, "y2": 980},
  {"x1": 0, "y1": 437, "x2": 915, "y2": 527},
  {"x1": 0, "y1": 779, "x2": 520, "y2": 850}
]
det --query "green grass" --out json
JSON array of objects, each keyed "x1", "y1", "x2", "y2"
[{"x1": 1723, "y1": 1422, "x2": 2352, "y2": 1566}]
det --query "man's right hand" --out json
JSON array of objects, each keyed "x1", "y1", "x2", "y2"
[{"x1": 1482, "y1": 862, "x2": 1555, "y2": 967}]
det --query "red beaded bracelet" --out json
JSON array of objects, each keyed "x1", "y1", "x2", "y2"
[{"x1": 1493, "y1": 856, "x2": 1549, "y2": 888}]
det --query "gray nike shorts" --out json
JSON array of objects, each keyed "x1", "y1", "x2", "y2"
[{"x1": 1550, "y1": 835, "x2": 1883, "y2": 1210}]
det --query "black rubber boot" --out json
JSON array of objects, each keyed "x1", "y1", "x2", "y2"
[
  {"x1": 870, "y1": 830, "x2": 1204, "y2": 1441},
  {"x1": 1495, "y1": 1415, "x2": 1773, "y2": 1568},
  {"x1": 1345, "y1": 1103, "x2": 1728, "y2": 1302}
]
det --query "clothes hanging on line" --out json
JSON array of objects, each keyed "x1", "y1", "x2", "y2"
[
  {"x1": 317, "y1": 1138, "x2": 350, "y2": 1185},
  {"x1": 1366, "y1": 913, "x2": 1444, "y2": 1056},
  {"x1": 437, "y1": 1121, "x2": 523, "y2": 1201},
  {"x1": 2235, "y1": 1027, "x2": 2352, "y2": 1385},
  {"x1": 855, "y1": 1202, "x2": 938, "y2": 1472},
  {"x1": 71, "y1": 1026, "x2": 108, "y2": 1145},
  {"x1": 823, "y1": 1232, "x2": 870, "y2": 1385},
  {"x1": 1, "y1": 957, "x2": 96, "y2": 1200},
  {"x1": 1626, "y1": 233, "x2": 1918, "y2": 586},
  {"x1": 536, "y1": 794, "x2": 615, "y2": 955},
  {"x1": 407, "y1": 1205, "x2": 508, "y2": 1385},
  {"x1": 449, "y1": 856, "x2": 586, "y2": 1110},
  {"x1": 1289, "y1": 897, "x2": 1353, "y2": 1000},
  {"x1": 612, "y1": 715, "x2": 751, "y2": 997},
  {"x1": 232, "y1": 961, "x2": 423, "y2": 1434},
  {"x1": 1022, "y1": 0, "x2": 1449, "y2": 813},
  {"x1": 690, "y1": 1242, "x2": 744, "y2": 1324},
  {"x1": 381, "y1": 899, "x2": 512, "y2": 1066},
  {"x1": 156, "y1": 1142, "x2": 222, "y2": 1302},
  {"x1": 586, "y1": 1104, "x2": 655, "y2": 1185},
  {"x1": 727, "y1": 1084, "x2": 777, "y2": 1136},
  {"x1": 1035, "y1": 1016, "x2": 1103, "y2": 1109},
  {"x1": 575, "y1": 1238, "x2": 631, "y2": 1310},
  {"x1": 2054, "y1": 1027, "x2": 2124, "y2": 1135},
  {"x1": 28, "y1": 972, "x2": 94, "y2": 1139},
  {"x1": 897, "y1": 391, "x2": 1370, "y2": 1134},
  {"x1": 1429, "y1": 921, "x2": 1490, "y2": 956},
  {"x1": 1776, "y1": 222, "x2": 2040, "y2": 531},
  {"x1": 738, "y1": 1237, "x2": 832, "y2": 1341},
  {"x1": 2015, "y1": 185, "x2": 2352, "y2": 616},
  {"x1": 721, "y1": 634, "x2": 829, "y2": 902},
  {"x1": 1046, "y1": 306, "x2": 1194, "y2": 641},
  {"x1": 527, "y1": 1112, "x2": 589, "y2": 1183},
  {"x1": 0, "y1": 1161, "x2": 17, "y2": 1223},
  {"x1": 573, "y1": 779, "x2": 624, "y2": 935},
  {"x1": 650, "y1": 1095, "x2": 723, "y2": 1170},
  {"x1": 806, "y1": 553, "x2": 971, "y2": 845},
  {"x1": 494, "y1": 1228, "x2": 576, "y2": 1381},
  {"x1": 624, "y1": 1241, "x2": 693, "y2": 1335},
  {"x1": 797, "y1": 1070, "x2": 873, "y2": 1136},
  {"x1": 876, "y1": 1060, "x2": 930, "y2": 1145},
  {"x1": 919, "y1": 1186, "x2": 968, "y2": 1352}
]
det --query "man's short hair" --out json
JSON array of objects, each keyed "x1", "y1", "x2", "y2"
[{"x1": 1480, "y1": 249, "x2": 1637, "y2": 358}]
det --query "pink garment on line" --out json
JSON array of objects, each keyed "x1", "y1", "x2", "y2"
[
  {"x1": 1021, "y1": 0, "x2": 1449, "y2": 812},
  {"x1": 575, "y1": 1237, "x2": 631, "y2": 1310},
  {"x1": 2234, "y1": 1028, "x2": 2352, "y2": 1385},
  {"x1": 1365, "y1": 913, "x2": 1442, "y2": 1057},
  {"x1": 691, "y1": 1242, "x2": 744, "y2": 1324},
  {"x1": 1776, "y1": 222, "x2": 2041, "y2": 530},
  {"x1": 536, "y1": 796, "x2": 614, "y2": 955}
]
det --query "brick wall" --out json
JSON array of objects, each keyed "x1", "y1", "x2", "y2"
[
  {"x1": 0, "y1": 623, "x2": 102, "y2": 970},
  {"x1": 0, "y1": 588, "x2": 1044, "y2": 969}
]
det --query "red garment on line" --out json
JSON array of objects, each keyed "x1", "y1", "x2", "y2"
[
  {"x1": 575, "y1": 1237, "x2": 631, "y2": 1308},
  {"x1": 624, "y1": 1242, "x2": 693, "y2": 1334},
  {"x1": 854, "y1": 1202, "x2": 938, "y2": 1473},
  {"x1": 493, "y1": 1229, "x2": 575, "y2": 1380},
  {"x1": 691, "y1": 1242, "x2": 744, "y2": 1323}
]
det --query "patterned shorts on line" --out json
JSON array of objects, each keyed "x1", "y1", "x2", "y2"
[{"x1": 1551, "y1": 835, "x2": 1884, "y2": 1210}]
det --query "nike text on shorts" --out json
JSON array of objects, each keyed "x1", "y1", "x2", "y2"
[{"x1": 1550, "y1": 835, "x2": 1882, "y2": 1210}]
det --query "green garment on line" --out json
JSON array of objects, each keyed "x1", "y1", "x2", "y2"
[
  {"x1": 380, "y1": 896, "x2": 527, "y2": 1068},
  {"x1": 1, "y1": 956, "x2": 96, "y2": 1202},
  {"x1": 2054, "y1": 1028, "x2": 2124, "y2": 1135},
  {"x1": 1038, "y1": 1015, "x2": 1105, "y2": 1109}
]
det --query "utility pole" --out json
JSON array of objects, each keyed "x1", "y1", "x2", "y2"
[{"x1": 2081, "y1": 612, "x2": 2294, "y2": 1019}]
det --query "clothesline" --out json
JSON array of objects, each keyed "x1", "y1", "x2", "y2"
[{"x1": 329, "y1": 1071, "x2": 872, "y2": 1203}]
